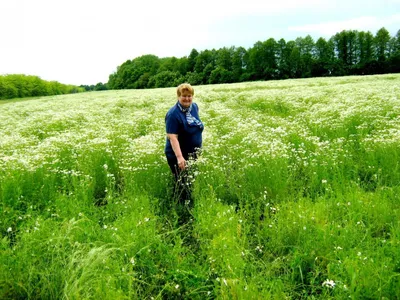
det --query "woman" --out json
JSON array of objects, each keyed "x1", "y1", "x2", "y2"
[{"x1": 165, "y1": 83, "x2": 204, "y2": 206}]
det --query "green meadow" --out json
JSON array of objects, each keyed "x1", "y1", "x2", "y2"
[{"x1": 1, "y1": 74, "x2": 400, "y2": 299}]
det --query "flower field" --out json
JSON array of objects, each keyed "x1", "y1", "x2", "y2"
[{"x1": 1, "y1": 74, "x2": 400, "y2": 299}]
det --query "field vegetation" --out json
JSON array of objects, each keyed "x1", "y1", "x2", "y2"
[{"x1": 1, "y1": 74, "x2": 400, "y2": 299}]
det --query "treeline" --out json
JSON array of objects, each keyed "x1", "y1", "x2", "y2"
[
  {"x1": 108, "y1": 27, "x2": 400, "y2": 89},
  {"x1": 0, "y1": 74, "x2": 85, "y2": 100},
  {"x1": 79, "y1": 82, "x2": 108, "y2": 91}
]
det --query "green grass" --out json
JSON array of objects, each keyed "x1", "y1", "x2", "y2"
[{"x1": 1, "y1": 74, "x2": 400, "y2": 299}]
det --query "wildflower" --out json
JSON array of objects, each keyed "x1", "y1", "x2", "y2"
[
  {"x1": 130, "y1": 257, "x2": 135, "y2": 265},
  {"x1": 175, "y1": 284, "x2": 179, "y2": 289},
  {"x1": 322, "y1": 279, "x2": 335, "y2": 288},
  {"x1": 7, "y1": 227, "x2": 12, "y2": 232},
  {"x1": 321, "y1": 179, "x2": 327, "y2": 184}
]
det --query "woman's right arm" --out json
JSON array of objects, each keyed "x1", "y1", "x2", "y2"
[{"x1": 167, "y1": 134, "x2": 186, "y2": 170}]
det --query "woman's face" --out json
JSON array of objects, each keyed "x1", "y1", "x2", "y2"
[{"x1": 178, "y1": 92, "x2": 193, "y2": 108}]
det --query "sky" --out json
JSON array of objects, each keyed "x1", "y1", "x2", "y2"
[{"x1": 1, "y1": 0, "x2": 399, "y2": 86}]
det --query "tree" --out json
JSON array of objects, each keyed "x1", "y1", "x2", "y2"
[
  {"x1": 30, "y1": 76, "x2": 48, "y2": 96},
  {"x1": 385, "y1": 29, "x2": 400, "y2": 73},
  {"x1": 0, "y1": 74, "x2": 83, "y2": 100},
  {"x1": 108, "y1": 60, "x2": 132, "y2": 89},
  {"x1": 216, "y1": 47, "x2": 233, "y2": 71},
  {"x1": 247, "y1": 41, "x2": 264, "y2": 79},
  {"x1": 150, "y1": 71, "x2": 182, "y2": 88},
  {"x1": 184, "y1": 72, "x2": 203, "y2": 85},
  {"x1": 333, "y1": 30, "x2": 358, "y2": 68},
  {"x1": 94, "y1": 82, "x2": 108, "y2": 91},
  {"x1": 276, "y1": 38, "x2": 292, "y2": 79},
  {"x1": 347, "y1": 30, "x2": 358, "y2": 66},
  {"x1": 136, "y1": 72, "x2": 151, "y2": 89},
  {"x1": 396, "y1": 30, "x2": 400, "y2": 53},
  {"x1": 177, "y1": 57, "x2": 189, "y2": 75},
  {"x1": 388, "y1": 37, "x2": 398, "y2": 56},
  {"x1": 108, "y1": 55, "x2": 160, "y2": 89},
  {"x1": 374, "y1": 27, "x2": 391, "y2": 61},
  {"x1": 357, "y1": 31, "x2": 374, "y2": 65},
  {"x1": 262, "y1": 38, "x2": 278, "y2": 79},
  {"x1": 295, "y1": 35, "x2": 315, "y2": 77},
  {"x1": 194, "y1": 50, "x2": 217, "y2": 84},
  {"x1": 209, "y1": 67, "x2": 234, "y2": 84},
  {"x1": 106, "y1": 26, "x2": 399, "y2": 89},
  {"x1": 248, "y1": 38, "x2": 277, "y2": 80},
  {"x1": 313, "y1": 37, "x2": 335, "y2": 76},
  {"x1": 289, "y1": 44, "x2": 302, "y2": 78},
  {"x1": 158, "y1": 57, "x2": 180, "y2": 73},
  {"x1": 194, "y1": 50, "x2": 216, "y2": 73},
  {"x1": 188, "y1": 49, "x2": 199, "y2": 73},
  {"x1": 0, "y1": 77, "x2": 18, "y2": 99},
  {"x1": 231, "y1": 46, "x2": 247, "y2": 81}
]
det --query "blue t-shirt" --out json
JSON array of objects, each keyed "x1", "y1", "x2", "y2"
[{"x1": 165, "y1": 102, "x2": 204, "y2": 159}]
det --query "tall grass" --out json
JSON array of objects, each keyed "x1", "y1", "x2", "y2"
[{"x1": 1, "y1": 74, "x2": 400, "y2": 299}]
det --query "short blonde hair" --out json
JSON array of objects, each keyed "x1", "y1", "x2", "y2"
[{"x1": 177, "y1": 83, "x2": 194, "y2": 97}]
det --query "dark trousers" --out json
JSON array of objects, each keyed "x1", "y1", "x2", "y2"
[
  {"x1": 167, "y1": 156, "x2": 193, "y2": 205},
  {"x1": 167, "y1": 156, "x2": 195, "y2": 225}
]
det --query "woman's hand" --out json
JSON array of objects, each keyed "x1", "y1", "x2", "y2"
[{"x1": 177, "y1": 156, "x2": 186, "y2": 170}]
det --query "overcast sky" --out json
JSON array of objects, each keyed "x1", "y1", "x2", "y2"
[{"x1": 1, "y1": 0, "x2": 399, "y2": 85}]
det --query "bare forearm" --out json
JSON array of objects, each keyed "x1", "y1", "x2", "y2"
[
  {"x1": 167, "y1": 134, "x2": 186, "y2": 169},
  {"x1": 170, "y1": 137, "x2": 183, "y2": 160}
]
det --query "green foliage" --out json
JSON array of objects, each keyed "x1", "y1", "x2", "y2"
[
  {"x1": 209, "y1": 67, "x2": 234, "y2": 84},
  {"x1": 108, "y1": 27, "x2": 399, "y2": 91},
  {"x1": 149, "y1": 71, "x2": 183, "y2": 88},
  {"x1": 0, "y1": 74, "x2": 85, "y2": 100},
  {"x1": 80, "y1": 82, "x2": 108, "y2": 91}
]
